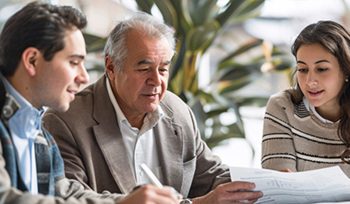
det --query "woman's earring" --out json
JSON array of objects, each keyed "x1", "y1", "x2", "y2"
[{"x1": 346, "y1": 78, "x2": 349, "y2": 82}]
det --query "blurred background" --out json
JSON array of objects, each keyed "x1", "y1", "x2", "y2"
[{"x1": 1, "y1": 0, "x2": 350, "y2": 168}]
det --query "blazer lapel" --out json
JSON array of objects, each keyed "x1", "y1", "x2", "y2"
[
  {"x1": 92, "y1": 77, "x2": 136, "y2": 193},
  {"x1": 155, "y1": 114, "x2": 183, "y2": 193}
]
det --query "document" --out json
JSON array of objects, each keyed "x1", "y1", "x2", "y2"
[{"x1": 230, "y1": 166, "x2": 350, "y2": 204}]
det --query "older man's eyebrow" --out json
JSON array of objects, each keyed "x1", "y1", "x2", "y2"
[
  {"x1": 137, "y1": 59, "x2": 172, "y2": 66},
  {"x1": 137, "y1": 59, "x2": 152, "y2": 66}
]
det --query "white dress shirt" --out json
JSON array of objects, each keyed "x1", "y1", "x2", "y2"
[{"x1": 106, "y1": 79, "x2": 164, "y2": 185}]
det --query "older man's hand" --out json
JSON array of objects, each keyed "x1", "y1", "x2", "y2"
[{"x1": 191, "y1": 181, "x2": 263, "y2": 204}]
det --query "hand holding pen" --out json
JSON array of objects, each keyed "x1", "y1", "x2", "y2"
[
  {"x1": 118, "y1": 163, "x2": 181, "y2": 204},
  {"x1": 119, "y1": 184, "x2": 180, "y2": 204},
  {"x1": 140, "y1": 163, "x2": 183, "y2": 200}
]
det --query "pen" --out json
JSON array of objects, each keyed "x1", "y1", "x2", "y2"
[
  {"x1": 140, "y1": 163, "x2": 163, "y2": 188},
  {"x1": 140, "y1": 163, "x2": 182, "y2": 199}
]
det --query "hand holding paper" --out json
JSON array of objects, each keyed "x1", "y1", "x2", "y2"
[{"x1": 230, "y1": 166, "x2": 350, "y2": 204}]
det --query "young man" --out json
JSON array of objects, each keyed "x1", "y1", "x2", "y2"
[
  {"x1": 0, "y1": 2, "x2": 178, "y2": 204},
  {"x1": 44, "y1": 13, "x2": 263, "y2": 204}
]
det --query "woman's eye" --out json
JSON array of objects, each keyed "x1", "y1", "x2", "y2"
[
  {"x1": 317, "y1": 67, "x2": 328, "y2": 72},
  {"x1": 297, "y1": 68, "x2": 307, "y2": 73}
]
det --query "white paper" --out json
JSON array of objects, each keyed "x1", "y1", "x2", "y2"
[{"x1": 230, "y1": 166, "x2": 350, "y2": 204}]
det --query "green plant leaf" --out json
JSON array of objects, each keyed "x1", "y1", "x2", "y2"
[
  {"x1": 235, "y1": 96, "x2": 269, "y2": 107},
  {"x1": 217, "y1": 0, "x2": 265, "y2": 25},
  {"x1": 206, "y1": 107, "x2": 229, "y2": 118},
  {"x1": 153, "y1": 0, "x2": 178, "y2": 29},
  {"x1": 83, "y1": 33, "x2": 107, "y2": 53},
  {"x1": 187, "y1": 0, "x2": 219, "y2": 26},
  {"x1": 186, "y1": 21, "x2": 220, "y2": 51},
  {"x1": 216, "y1": 0, "x2": 246, "y2": 25},
  {"x1": 219, "y1": 39, "x2": 263, "y2": 66},
  {"x1": 135, "y1": 0, "x2": 154, "y2": 13},
  {"x1": 232, "y1": 0, "x2": 265, "y2": 19},
  {"x1": 205, "y1": 123, "x2": 245, "y2": 148}
]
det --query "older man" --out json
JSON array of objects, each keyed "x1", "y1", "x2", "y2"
[{"x1": 43, "y1": 13, "x2": 263, "y2": 204}]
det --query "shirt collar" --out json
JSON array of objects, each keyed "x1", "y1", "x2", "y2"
[
  {"x1": 0, "y1": 74, "x2": 44, "y2": 139},
  {"x1": 303, "y1": 97, "x2": 335, "y2": 124},
  {"x1": 105, "y1": 78, "x2": 164, "y2": 132}
]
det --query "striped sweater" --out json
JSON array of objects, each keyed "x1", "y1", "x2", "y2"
[{"x1": 261, "y1": 91, "x2": 350, "y2": 177}]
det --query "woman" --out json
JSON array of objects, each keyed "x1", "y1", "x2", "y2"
[{"x1": 261, "y1": 20, "x2": 350, "y2": 176}]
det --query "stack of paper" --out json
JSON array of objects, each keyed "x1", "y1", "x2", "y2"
[{"x1": 230, "y1": 166, "x2": 350, "y2": 204}]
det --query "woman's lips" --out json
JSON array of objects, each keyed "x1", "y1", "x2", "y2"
[{"x1": 308, "y1": 90, "x2": 324, "y2": 97}]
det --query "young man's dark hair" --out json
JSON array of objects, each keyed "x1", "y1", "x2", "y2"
[{"x1": 0, "y1": 1, "x2": 87, "y2": 76}]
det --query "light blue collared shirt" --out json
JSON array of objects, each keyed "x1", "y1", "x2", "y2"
[{"x1": 1, "y1": 75, "x2": 44, "y2": 194}]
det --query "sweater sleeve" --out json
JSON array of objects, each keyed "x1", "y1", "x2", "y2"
[{"x1": 261, "y1": 92, "x2": 297, "y2": 172}]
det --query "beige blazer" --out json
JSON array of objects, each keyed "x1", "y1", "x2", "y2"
[{"x1": 43, "y1": 76, "x2": 229, "y2": 198}]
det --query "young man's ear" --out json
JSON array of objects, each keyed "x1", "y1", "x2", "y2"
[{"x1": 22, "y1": 47, "x2": 40, "y2": 76}]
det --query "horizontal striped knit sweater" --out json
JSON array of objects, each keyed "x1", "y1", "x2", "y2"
[{"x1": 261, "y1": 91, "x2": 350, "y2": 177}]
